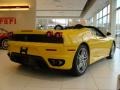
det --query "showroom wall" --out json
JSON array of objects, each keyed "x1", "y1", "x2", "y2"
[{"x1": 0, "y1": 0, "x2": 36, "y2": 32}]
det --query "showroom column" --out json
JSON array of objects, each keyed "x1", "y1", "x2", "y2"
[
  {"x1": 93, "y1": 15, "x2": 97, "y2": 26},
  {"x1": 109, "y1": 0, "x2": 117, "y2": 37}
]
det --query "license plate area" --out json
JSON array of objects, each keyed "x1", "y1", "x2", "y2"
[{"x1": 20, "y1": 47, "x2": 28, "y2": 55}]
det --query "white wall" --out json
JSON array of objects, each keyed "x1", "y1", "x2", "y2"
[{"x1": 0, "y1": 0, "x2": 36, "y2": 32}]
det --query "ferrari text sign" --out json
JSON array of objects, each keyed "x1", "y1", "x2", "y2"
[{"x1": 0, "y1": 17, "x2": 16, "y2": 24}]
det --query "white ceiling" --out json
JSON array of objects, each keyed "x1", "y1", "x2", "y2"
[
  {"x1": 36, "y1": 0, "x2": 87, "y2": 17},
  {"x1": 84, "y1": 0, "x2": 109, "y2": 19},
  {"x1": 0, "y1": 0, "x2": 110, "y2": 19},
  {"x1": 36, "y1": 11, "x2": 82, "y2": 17}
]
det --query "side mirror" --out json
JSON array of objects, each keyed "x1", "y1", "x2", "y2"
[{"x1": 106, "y1": 32, "x2": 111, "y2": 36}]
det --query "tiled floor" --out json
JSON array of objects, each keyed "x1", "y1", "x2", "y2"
[{"x1": 0, "y1": 48, "x2": 120, "y2": 90}]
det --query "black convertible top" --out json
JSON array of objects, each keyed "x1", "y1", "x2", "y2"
[{"x1": 54, "y1": 24, "x2": 106, "y2": 37}]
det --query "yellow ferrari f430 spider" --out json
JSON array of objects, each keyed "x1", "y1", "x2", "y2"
[{"x1": 8, "y1": 25, "x2": 115, "y2": 76}]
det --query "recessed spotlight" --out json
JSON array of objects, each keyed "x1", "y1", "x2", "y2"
[
  {"x1": 56, "y1": 5, "x2": 63, "y2": 8},
  {"x1": 53, "y1": 0, "x2": 61, "y2": 3},
  {"x1": 58, "y1": 11, "x2": 64, "y2": 13}
]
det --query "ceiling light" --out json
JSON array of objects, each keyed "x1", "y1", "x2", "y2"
[
  {"x1": 0, "y1": 5, "x2": 30, "y2": 11},
  {"x1": 56, "y1": 5, "x2": 63, "y2": 8},
  {"x1": 58, "y1": 11, "x2": 64, "y2": 13}
]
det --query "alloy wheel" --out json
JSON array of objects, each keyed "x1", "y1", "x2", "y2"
[{"x1": 76, "y1": 47, "x2": 88, "y2": 73}]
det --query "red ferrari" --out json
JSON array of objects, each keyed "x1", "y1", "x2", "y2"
[{"x1": 0, "y1": 28, "x2": 12, "y2": 49}]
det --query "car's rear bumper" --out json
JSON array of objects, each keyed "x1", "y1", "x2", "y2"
[
  {"x1": 8, "y1": 52, "x2": 48, "y2": 67},
  {"x1": 8, "y1": 52, "x2": 75, "y2": 70},
  {"x1": 8, "y1": 41, "x2": 77, "y2": 70}
]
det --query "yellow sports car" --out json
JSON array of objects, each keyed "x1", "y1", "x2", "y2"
[{"x1": 8, "y1": 25, "x2": 115, "y2": 76}]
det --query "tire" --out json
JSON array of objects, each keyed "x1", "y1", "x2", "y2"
[
  {"x1": 107, "y1": 42, "x2": 115, "y2": 59},
  {"x1": 1, "y1": 39, "x2": 8, "y2": 50},
  {"x1": 71, "y1": 44, "x2": 89, "y2": 76}
]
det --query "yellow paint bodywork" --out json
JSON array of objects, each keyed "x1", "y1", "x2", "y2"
[{"x1": 8, "y1": 28, "x2": 114, "y2": 70}]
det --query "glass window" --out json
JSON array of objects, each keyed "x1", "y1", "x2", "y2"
[
  {"x1": 96, "y1": 20, "x2": 99, "y2": 27},
  {"x1": 103, "y1": 16, "x2": 107, "y2": 25},
  {"x1": 99, "y1": 19, "x2": 103, "y2": 26},
  {"x1": 36, "y1": 18, "x2": 47, "y2": 29},
  {"x1": 116, "y1": 10, "x2": 120, "y2": 24},
  {"x1": 117, "y1": 0, "x2": 120, "y2": 8},
  {"x1": 97, "y1": 13, "x2": 99, "y2": 19},
  {"x1": 103, "y1": 6, "x2": 107, "y2": 16},
  {"x1": 88, "y1": 17, "x2": 94, "y2": 26},
  {"x1": 116, "y1": 11, "x2": 119, "y2": 24},
  {"x1": 116, "y1": 9, "x2": 120, "y2": 33},
  {"x1": 103, "y1": 16, "x2": 107, "y2": 31},
  {"x1": 47, "y1": 19, "x2": 55, "y2": 29},
  {"x1": 91, "y1": 17, "x2": 93, "y2": 23},
  {"x1": 53, "y1": 18, "x2": 67, "y2": 26},
  {"x1": 99, "y1": 11, "x2": 103, "y2": 18},
  {"x1": 36, "y1": 18, "x2": 83, "y2": 29},
  {"x1": 108, "y1": 4, "x2": 110, "y2": 14},
  {"x1": 116, "y1": 2, "x2": 120, "y2": 46},
  {"x1": 68, "y1": 18, "x2": 81, "y2": 26},
  {"x1": 96, "y1": 4, "x2": 110, "y2": 31},
  {"x1": 107, "y1": 15, "x2": 110, "y2": 23}
]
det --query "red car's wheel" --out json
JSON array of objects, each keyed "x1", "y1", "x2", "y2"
[{"x1": 1, "y1": 39, "x2": 8, "y2": 49}]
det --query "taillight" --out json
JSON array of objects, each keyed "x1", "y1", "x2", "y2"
[
  {"x1": 46, "y1": 31, "x2": 62, "y2": 38},
  {"x1": 8, "y1": 32, "x2": 13, "y2": 36},
  {"x1": 46, "y1": 31, "x2": 53, "y2": 37},
  {"x1": 54, "y1": 32, "x2": 62, "y2": 38}
]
